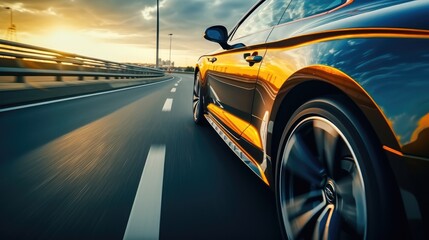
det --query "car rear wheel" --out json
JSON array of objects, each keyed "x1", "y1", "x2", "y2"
[
  {"x1": 193, "y1": 72, "x2": 205, "y2": 124},
  {"x1": 276, "y1": 97, "x2": 402, "y2": 240}
]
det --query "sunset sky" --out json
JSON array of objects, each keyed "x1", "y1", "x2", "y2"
[{"x1": 0, "y1": 0, "x2": 256, "y2": 67}]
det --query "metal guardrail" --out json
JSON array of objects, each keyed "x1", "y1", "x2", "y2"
[{"x1": 0, "y1": 39, "x2": 164, "y2": 83}]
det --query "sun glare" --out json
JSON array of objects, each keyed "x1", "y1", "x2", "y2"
[
  {"x1": 45, "y1": 29, "x2": 93, "y2": 54},
  {"x1": 30, "y1": 28, "x2": 156, "y2": 64},
  {"x1": 27, "y1": 27, "x2": 190, "y2": 66}
]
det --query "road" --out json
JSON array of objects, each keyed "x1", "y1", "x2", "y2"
[{"x1": 0, "y1": 74, "x2": 282, "y2": 239}]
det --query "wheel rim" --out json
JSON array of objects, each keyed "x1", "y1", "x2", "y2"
[
  {"x1": 192, "y1": 75, "x2": 201, "y2": 121},
  {"x1": 279, "y1": 116, "x2": 366, "y2": 240}
]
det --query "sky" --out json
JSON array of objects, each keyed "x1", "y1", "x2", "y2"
[{"x1": 0, "y1": 0, "x2": 256, "y2": 67}]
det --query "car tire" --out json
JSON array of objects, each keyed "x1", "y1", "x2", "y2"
[
  {"x1": 275, "y1": 96, "x2": 404, "y2": 240},
  {"x1": 193, "y1": 72, "x2": 205, "y2": 124}
]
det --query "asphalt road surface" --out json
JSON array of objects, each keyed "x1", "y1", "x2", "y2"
[{"x1": 0, "y1": 74, "x2": 282, "y2": 239}]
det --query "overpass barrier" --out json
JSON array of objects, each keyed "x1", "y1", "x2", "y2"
[{"x1": 0, "y1": 39, "x2": 164, "y2": 83}]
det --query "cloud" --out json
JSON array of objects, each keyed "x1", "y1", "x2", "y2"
[
  {"x1": 84, "y1": 29, "x2": 140, "y2": 40},
  {"x1": 1, "y1": 2, "x2": 60, "y2": 16},
  {"x1": 2, "y1": 0, "x2": 257, "y2": 65},
  {"x1": 141, "y1": 0, "x2": 167, "y2": 20},
  {"x1": 2, "y1": 2, "x2": 34, "y2": 13}
]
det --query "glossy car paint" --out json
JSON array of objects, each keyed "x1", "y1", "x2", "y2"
[{"x1": 196, "y1": 0, "x2": 429, "y2": 237}]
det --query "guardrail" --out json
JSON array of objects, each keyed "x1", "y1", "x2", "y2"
[{"x1": 0, "y1": 39, "x2": 164, "y2": 83}]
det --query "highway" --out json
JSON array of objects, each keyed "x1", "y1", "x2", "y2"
[{"x1": 0, "y1": 74, "x2": 282, "y2": 239}]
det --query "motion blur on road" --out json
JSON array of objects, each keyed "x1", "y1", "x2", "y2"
[{"x1": 0, "y1": 74, "x2": 281, "y2": 239}]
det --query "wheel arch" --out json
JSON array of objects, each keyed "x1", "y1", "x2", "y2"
[{"x1": 268, "y1": 65, "x2": 400, "y2": 169}]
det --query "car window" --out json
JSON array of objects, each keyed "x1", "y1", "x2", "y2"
[
  {"x1": 279, "y1": 0, "x2": 346, "y2": 23},
  {"x1": 231, "y1": 0, "x2": 292, "y2": 41}
]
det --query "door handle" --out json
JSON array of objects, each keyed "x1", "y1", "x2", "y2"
[
  {"x1": 208, "y1": 57, "x2": 217, "y2": 63},
  {"x1": 245, "y1": 55, "x2": 263, "y2": 63}
]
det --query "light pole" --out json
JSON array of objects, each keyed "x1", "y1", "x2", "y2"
[
  {"x1": 5, "y1": 6, "x2": 17, "y2": 41},
  {"x1": 156, "y1": 0, "x2": 159, "y2": 68},
  {"x1": 5, "y1": 7, "x2": 12, "y2": 25},
  {"x1": 168, "y1": 33, "x2": 173, "y2": 71}
]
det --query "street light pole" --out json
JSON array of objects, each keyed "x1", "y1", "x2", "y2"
[
  {"x1": 156, "y1": 0, "x2": 159, "y2": 68},
  {"x1": 5, "y1": 7, "x2": 17, "y2": 41},
  {"x1": 5, "y1": 7, "x2": 12, "y2": 26},
  {"x1": 168, "y1": 33, "x2": 173, "y2": 70}
]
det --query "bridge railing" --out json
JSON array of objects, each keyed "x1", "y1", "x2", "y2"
[{"x1": 0, "y1": 39, "x2": 164, "y2": 83}]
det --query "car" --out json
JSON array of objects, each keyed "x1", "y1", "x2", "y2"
[{"x1": 193, "y1": 0, "x2": 429, "y2": 239}]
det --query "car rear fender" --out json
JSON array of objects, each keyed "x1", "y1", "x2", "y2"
[{"x1": 268, "y1": 65, "x2": 399, "y2": 162}]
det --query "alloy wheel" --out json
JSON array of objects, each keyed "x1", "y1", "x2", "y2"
[{"x1": 279, "y1": 116, "x2": 367, "y2": 240}]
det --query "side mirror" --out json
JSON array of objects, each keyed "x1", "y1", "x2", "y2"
[{"x1": 204, "y1": 25, "x2": 231, "y2": 50}]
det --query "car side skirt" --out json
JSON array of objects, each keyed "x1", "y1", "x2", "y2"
[{"x1": 205, "y1": 113, "x2": 270, "y2": 186}]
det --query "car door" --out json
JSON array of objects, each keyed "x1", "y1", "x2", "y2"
[{"x1": 206, "y1": 0, "x2": 291, "y2": 139}]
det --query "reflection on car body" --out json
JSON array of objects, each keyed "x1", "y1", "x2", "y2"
[{"x1": 193, "y1": 0, "x2": 429, "y2": 239}]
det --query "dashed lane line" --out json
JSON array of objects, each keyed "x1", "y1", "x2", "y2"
[
  {"x1": 123, "y1": 145, "x2": 166, "y2": 240},
  {"x1": 171, "y1": 88, "x2": 176, "y2": 93},
  {"x1": 162, "y1": 98, "x2": 173, "y2": 112}
]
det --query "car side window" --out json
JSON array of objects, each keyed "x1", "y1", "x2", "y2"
[
  {"x1": 231, "y1": 0, "x2": 291, "y2": 41},
  {"x1": 279, "y1": 0, "x2": 346, "y2": 23}
]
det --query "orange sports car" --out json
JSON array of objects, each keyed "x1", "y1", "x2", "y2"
[{"x1": 193, "y1": 0, "x2": 429, "y2": 239}]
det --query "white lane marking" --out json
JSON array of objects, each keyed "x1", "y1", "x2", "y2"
[
  {"x1": 162, "y1": 98, "x2": 173, "y2": 112},
  {"x1": 170, "y1": 88, "x2": 176, "y2": 93},
  {"x1": 123, "y1": 145, "x2": 166, "y2": 240},
  {"x1": 0, "y1": 77, "x2": 175, "y2": 113},
  {"x1": 174, "y1": 83, "x2": 178, "y2": 86}
]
